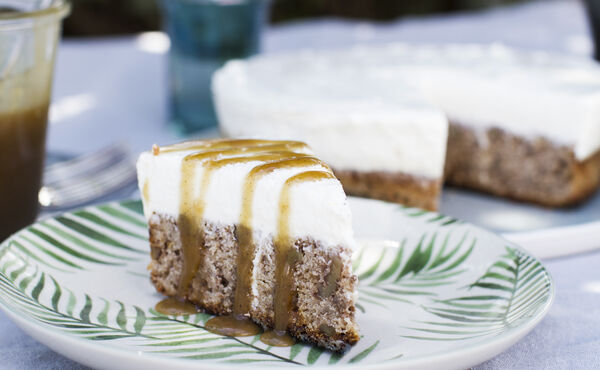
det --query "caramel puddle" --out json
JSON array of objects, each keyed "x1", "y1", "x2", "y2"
[
  {"x1": 260, "y1": 330, "x2": 296, "y2": 347},
  {"x1": 155, "y1": 297, "x2": 199, "y2": 315},
  {"x1": 205, "y1": 315, "x2": 262, "y2": 337}
]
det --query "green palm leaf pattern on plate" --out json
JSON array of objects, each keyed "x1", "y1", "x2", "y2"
[
  {"x1": 354, "y1": 231, "x2": 476, "y2": 309},
  {"x1": 0, "y1": 200, "x2": 553, "y2": 367},
  {"x1": 400, "y1": 246, "x2": 551, "y2": 341}
]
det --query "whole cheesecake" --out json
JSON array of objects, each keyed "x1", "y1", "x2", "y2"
[
  {"x1": 213, "y1": 43, "x2": 600, "y2": 209},
  {"x1": 137, "y1": 139, "x2": 359, "y2": 352}
]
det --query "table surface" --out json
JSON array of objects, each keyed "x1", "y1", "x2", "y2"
[{"x1": 2, "y1": 1, "x2": 600, "y2": 369}]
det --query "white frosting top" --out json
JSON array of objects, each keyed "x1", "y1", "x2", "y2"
[
  {"x1": 213, "y1": 49, "x2": 448, "y2": 179},
  {"x1": 136, "y1": 141, "x2": 355, "y2": 248},
  {"x1": 407, "y1": 44, "x2": 600, "y2": 160},
  {"x1": 213, "y1": 43, "x2": 600, "y2": 173}
]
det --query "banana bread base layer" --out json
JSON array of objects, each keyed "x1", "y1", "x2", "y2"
[
  {"x1": 147, "y1": 213, "x2": 360, "y2": 352},
  {"x1": 333, "y1": 169, "x2": 442, "y2": 211},
  {"x1": 444, "y1": 122, "x2": 600, "y2": 207}
]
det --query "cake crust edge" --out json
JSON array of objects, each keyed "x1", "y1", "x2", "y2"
[{"x1": 333, "y1": 169, "x2": 441, "y2": 211}]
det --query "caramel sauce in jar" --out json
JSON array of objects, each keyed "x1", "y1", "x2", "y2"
[
  {"x1": 260, "y1": 330, "x2": 296, "y2": 347},
  {"x1": 0, "y1": 104, "x2": 49, "y2": 241}
]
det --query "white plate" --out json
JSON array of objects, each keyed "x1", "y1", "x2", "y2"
[
  {"x1": 0, "y1": 198, "x2": 553, "y2": 369},
  {"x1": 440, "y1": 187, "x2": 600, "y2": 259}
]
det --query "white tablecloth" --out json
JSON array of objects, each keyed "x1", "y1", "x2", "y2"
[{"x1": 2, "y1": 1, "x2": 599, "y2": 368}]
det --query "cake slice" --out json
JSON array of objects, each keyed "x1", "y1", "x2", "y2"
[{"x1": 137, "y1": 139, "x2": 359, "y2": 352}]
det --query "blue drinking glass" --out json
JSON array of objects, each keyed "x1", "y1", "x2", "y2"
[
  {"x1": 585, "y1": 0, "x2": 600, "y2": 61},
  {"x1": 159, "y1": 0, "x2": 267, "y2": 134}
]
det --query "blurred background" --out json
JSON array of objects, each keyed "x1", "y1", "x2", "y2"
[
  {"x1": 43, "y1": 0, "x2": 598, "y2": 155},
  {"x1": 27, "y1": 0, "x2": 600, "y2": 223},
  {"x1": 62, "y1": 0, "x2": 530, "y2": 37}
]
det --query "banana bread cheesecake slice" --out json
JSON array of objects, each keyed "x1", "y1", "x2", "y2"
[{"x1": 137, "y1": 139, "x2": 359, "y2": 352}]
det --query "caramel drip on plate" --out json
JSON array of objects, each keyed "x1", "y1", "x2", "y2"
[
  {"x1": 152, "y1": 140, "x2": 336, "y2": 345},
  {"x1": 159, "y1": 139, "x2": 307, "y2": 154},
  {"x1": 155, "y1": 297, "x2": 198, "y2": 315},
  {"x1": 176, "y1": 157, "x2": 204, "y2": 298}
]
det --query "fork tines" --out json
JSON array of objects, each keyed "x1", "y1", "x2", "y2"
[{"x1": 40, "y1": 143, "x2": 137, "y2": 210}]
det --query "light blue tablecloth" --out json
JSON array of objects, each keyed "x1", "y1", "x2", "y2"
[{"x1": 1, "y1": 1, "x2": 599, "y2": 368}]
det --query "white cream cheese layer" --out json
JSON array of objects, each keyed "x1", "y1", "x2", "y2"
[
  {"x1": 136, "y1": 147, "x2": 355, "y2": 249},
  {"x1": 213, "y1": 51, "x2": 448, "y2": 179},
  {"x1": 410, "y1": 44, "x2": 600, "y2": 160},
  {"x1": 213, "y1": 43, "x2": 600, "y2": 168}
]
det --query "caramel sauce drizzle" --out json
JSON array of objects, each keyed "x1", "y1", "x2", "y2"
[
  {"x1": 260, "y1": 329, "x2": 296, "y2": 347},
  {"x1": 142, "y1": 180, "x2": 149, "y2": 204},
  {"x1": 235, "y1": 156, "x2": 328, "y2": 316},
  {"x1": 177, "y1": 141, "x2": 311, "y2": 298},
  {"x1": 152, "y1": 139, "x2": 336, "y2": 345},
  {"x1": 205, "y1": 314, "x2": 261, "y2": 337},
  {"x1": 155, "y1": 297, "x2": 198, "y2": 315},
  {"x1": 262, "y1": 171, "x2": 336, "y2": 345}
]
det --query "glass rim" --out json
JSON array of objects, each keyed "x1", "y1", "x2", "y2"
[
  {"x1": 0, "y1": 0, "x2": 70, "y2": 22},
  {"x1": 161, "y1": 0, "x2": 268, "y2": 4}
]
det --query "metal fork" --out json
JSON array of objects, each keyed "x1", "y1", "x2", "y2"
[{"x1": 39, "y1": 143, "x2": 137, "y2": 211}]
